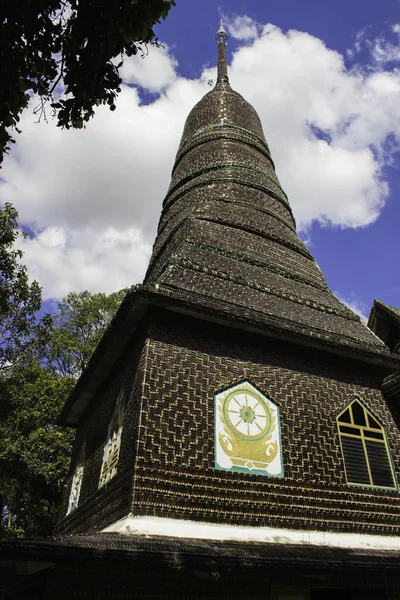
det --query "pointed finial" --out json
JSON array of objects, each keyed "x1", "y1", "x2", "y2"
[
  {"x1": 215, "y1": 20, "x2": 230, "y2": 87},
  {"x1": 216, "y1": 19, "x2": 228, "y2": 45}
]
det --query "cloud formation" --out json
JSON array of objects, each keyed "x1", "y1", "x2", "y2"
[
  {"x1": 17, "y1": 226, "x2": 151, "y2": 299},
  {"x1": 350, "y1": 23, "x2": 400, "y2": 65},
  {"x1": 2, "y1": 19, "x2": 400, "y2": 299},
  {"x1": 118, "y1": 43, "x2": 178, "y2": 92},
  {"x1": 224, "y1": 15, "x2": 262, "y2": 40},
  {"x1": 336, "y1": 293, "x2": 369, "y2": 324}
]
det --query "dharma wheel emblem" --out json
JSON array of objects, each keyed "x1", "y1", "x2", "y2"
[
  {"x1": 215, "y1": 381, "x2": 283, "y2": 477},
  {"x1": 223, "y1": 388, "x2": 271, "y2": 440}
]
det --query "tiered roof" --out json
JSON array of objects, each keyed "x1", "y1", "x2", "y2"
[{"x1": 144, "y1": 25, "x2": 387, "y2": 357}]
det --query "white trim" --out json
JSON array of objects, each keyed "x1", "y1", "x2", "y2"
[{"x1": 102, "y1": 515, "x2": 400, "y2": 550}]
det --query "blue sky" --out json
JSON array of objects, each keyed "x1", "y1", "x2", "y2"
[
  {"x1": 161, "y1": 0, "x2": 399, "y2": 69},
  {"x1": 1, "y1": 0, "x2": 400, "y2": 321}
]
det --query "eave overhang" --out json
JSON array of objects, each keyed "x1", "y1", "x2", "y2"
[
  {"x1": 368, "y1": 299, "x2": 400, "y2": 335},
  {"x1": 2, "y1": 533, "x2": 400, "y2": 574},
  {"x1": 382, "y1": 369, "x2": 400, "y2": 402},
  {"x1": 58, "y1": 285, "x2": 400, "y2": 428}
]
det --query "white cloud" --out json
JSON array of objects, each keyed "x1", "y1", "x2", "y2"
[
  {"x1": 2, "y1": 79, "x2": 209, "y2": 242},
  {"x1": 348, "y1": 24, "x2": 400, "y2": 65},
  {"x1": 372, "y1": 39, "x2": 400, "y2": 64},
  {"x1": 227, "y1": 26, "x2": 398, "y2": 228},
  {"x1": 224, "y1": 15, "x2": 261, "y2": 41},
  {"x1": 17, "y1": 226, "x2": 151, "y2": 300},
  {"x1": 2, "y1": 22, "x2": 400, "y2": 300},
  {"x1": 119, "y1": 44, "x2": 178, "y2": 92},
  {"x1": 336, "y1": 293, "x2": 369, "y2": 323}
]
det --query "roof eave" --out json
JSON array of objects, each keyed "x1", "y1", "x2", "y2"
[
  {"x1": 57, "y1": 287, "x2": 148, "y2": 427},
  {"x1": 57, "y1": 286, "x2": 400, "y2": 428},
  {"x1": 368, "y1": 299, "x2": 400, "y2": 331},
  {"x1": 2, "y1": 533, "x2": 400, "y2": 574}
]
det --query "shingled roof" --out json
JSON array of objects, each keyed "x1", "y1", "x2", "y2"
[
  {"x1": 143, "y1": 28, "x2": 387, "y2": 358},
  {"x1": 369, "y1": 299, "x2": 400, "y2": 331}
]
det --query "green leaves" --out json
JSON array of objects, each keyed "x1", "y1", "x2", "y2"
[
  {"x1": 0, "y1": 288, "x2": 128, "y2": 538},
  {"x1": 0, "y1": 365, "x2": 75, "y2": 538},
  {"x1": 0, "y1": 0, "x2": 176, "y2": 163},
  {"x1": 39, "y1": 289, "x2": 128, "y2": 377},
  {"x1": 0, "y1": 204, "x2": 43, "y2": 373}
]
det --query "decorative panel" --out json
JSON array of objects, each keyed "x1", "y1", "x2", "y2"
[
  {"x1": 215, "y1": 380, "x2": 283, "y2": 477},
  {"x1": 99, "y1": 388, "x2": 125, "y2": 488},
  {"x1": 67, "y1": 465, "x2": 84, "y2": 515}
]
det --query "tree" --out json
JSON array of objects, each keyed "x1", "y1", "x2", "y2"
[
  {"x1": 41, "y1": 289, "x2": 128, "y2": 377},
  {"x1": 0, "y1": 203, "x2": 43, "y2": 373},
  {"x1": 0, "y1": 0, "x2": 176, "y2": 165},
  {"x1": 0, "y1": 288, "x2": 127, "y2": 537},
  {"x1": 0, "y1": 203, "x2": 128, "y2": 536},
  {"x1": 0, "y1": 365, "x2": 75, "y2": 538}
]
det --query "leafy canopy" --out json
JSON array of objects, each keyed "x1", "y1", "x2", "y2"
[
  {"x1": 0, "y1": 203, "x2": 43, "y2": 373},
  {"x1": 0, "y1": 0, "x2": 176, "y2": 164},
  {"x1": 0, "y1": 365, "x2": 76, "y2": 538},
  {"x1": 0, "y1": 286, "x2": 127, "y2": 538},
  {"x1": 40, "y1": 289, "x2": 128, "y2": 377}
]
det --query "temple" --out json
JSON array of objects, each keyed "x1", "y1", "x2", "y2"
[{"x1": 2, "y1": 23, "x2": 400, "y2": 600}]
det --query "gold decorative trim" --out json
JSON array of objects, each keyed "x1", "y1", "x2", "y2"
[{"x1": 337, "y1": 398, "x2": 397, "y2": 490}]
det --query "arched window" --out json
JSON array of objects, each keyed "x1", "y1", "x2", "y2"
[
  {"x1": 337, "y1": 399, "x2": 397, "y2": 490},
  {"x1": 67, "y1": 444, "x2": 85, "y2": 515},
  {"x1": 99, "y1": 388, "x2": 125, "y2": 488}
]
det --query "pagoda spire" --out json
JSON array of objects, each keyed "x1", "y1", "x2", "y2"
[
  {"x1": 215, "y1": 20, "x2": 230, "y2": 88},
  {"x1": 143, "y1": 25, "x2": 388, "y2": 359}
]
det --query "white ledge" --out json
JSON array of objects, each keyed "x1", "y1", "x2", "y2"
[{"x1": 102, "y1": 515, "x2": 400, "y2": 550}]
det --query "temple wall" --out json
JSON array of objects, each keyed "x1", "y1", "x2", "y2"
[
  {"x1": 130, "y1": 308, "x2": 400, "y2": 535},
  {"x1": 56, "y1": 324, "x2": 148, "y2": 535},
  {"x1": 56, "y1": 306, "x2": 400, "y2": 536}
]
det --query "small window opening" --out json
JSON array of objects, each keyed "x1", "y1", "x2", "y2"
[
  {"x1": 98, "y1": 388, "x2": 125, "y2": 488},
  {"x1": 67, "y1": 444, "x2": 85, "y2": 515},
  {"x1": 337, "y1": 399, "x2": 397, "y2": 490}
]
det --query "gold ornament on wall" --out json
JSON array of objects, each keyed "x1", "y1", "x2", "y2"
[{"x1": 215, "y1": 381, "x2": 283, "y2": 477}]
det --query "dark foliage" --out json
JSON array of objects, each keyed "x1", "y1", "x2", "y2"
[
  {"x1": 0, "y1": 203, "x2": 43, "y2": 372},
  {"x1": 0, "y1": 0, "x2": 175, "y2": 164}
]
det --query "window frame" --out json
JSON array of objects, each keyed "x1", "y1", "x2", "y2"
[{"x1": 337, "y1": 397, "x2": 398, "y2": 491}]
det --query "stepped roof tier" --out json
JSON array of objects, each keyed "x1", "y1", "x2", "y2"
[{"x1": 143, "y1": 25, "x2": 387, "y2": 357}]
